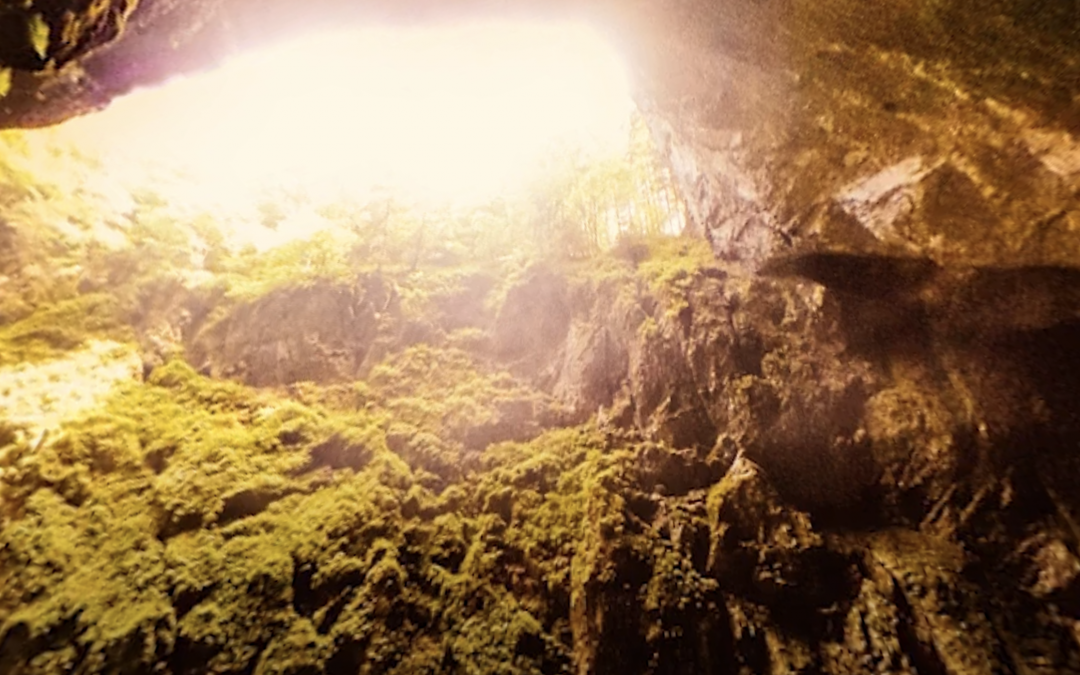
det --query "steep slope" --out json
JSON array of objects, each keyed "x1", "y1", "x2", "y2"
[{"x1": 1, "y1": 214, "x2": 1079, "y2": 672}]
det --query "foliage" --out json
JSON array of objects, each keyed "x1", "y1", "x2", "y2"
[
  {"x1": 0, "y1": 331, "x2": 718, "y2": 674},
  {"x1": 636, "y1": 236, "x2": 719, "y2": 319},
  {"x1": 528, "y1": 115, "x2": 685, "y2": 258},
  {"x1": 367, "y1": 345, "x2": 560, "y2": 449},
  {"x1": 0, "y1": 85, "x2": 721, "y2": 675},
  {"x1": 27, "y1": 14, "x2": 49, "y2": 60},
  {"x1": 0, "y1": 129, "x2": 137, "y2": 325},
  {"x1": 0, "y1": 294, "x2": 129, "y2": 366},
  {"x1": 215, "y1": 230, "x2": 356, "y2": 301}
]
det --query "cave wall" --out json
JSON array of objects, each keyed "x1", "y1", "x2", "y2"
[
  {"x1": 4, "y1": 232, "x2": 1080, "y2": 673},
  {"x1": 613, "y1": 0, "x2": 1080, "y2": 266}
]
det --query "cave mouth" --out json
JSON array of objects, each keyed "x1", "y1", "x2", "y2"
[
  {"x1": 60, "y1": 21, "x2": 632, "y2": 204},
  {"x1": 26, "y1": 17, "x2": 685, "y2": 256}
]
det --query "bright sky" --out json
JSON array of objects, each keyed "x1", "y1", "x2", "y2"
[{"x1": 58, "y1": 21, "x2": 634, "y2": 209}]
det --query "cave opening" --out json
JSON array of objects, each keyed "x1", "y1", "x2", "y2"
[{"x1": 25, "y1": 19, "x2": 686, "y2": 258}]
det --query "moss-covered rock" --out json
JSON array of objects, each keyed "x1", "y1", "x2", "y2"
[
  {"x1": 0, "y1": 8, "x2": 1078, "y2": 660},
  {"x1": 1, "y1": 205, "x2": 1078, "y2": 673}
]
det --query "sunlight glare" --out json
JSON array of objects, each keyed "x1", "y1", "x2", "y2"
[{"x1": 59, "y1": 21, "x2": 634, "y2": 210}]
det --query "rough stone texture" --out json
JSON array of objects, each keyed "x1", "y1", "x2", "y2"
[
  {"x1": 2, "y1": 1, "x2": 1078, "y2": 263},
  {"x1": 187, "y1": 276, "x2": 395, "y2": 386},
  {"x1": 1, "y1": 234, "x2": 1080, "y2": 672},
  {"x1": 599, "y1": 0, "x2": 1080, "y2": 266}
]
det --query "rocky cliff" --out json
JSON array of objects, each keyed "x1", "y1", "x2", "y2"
[{"x1": 2, "y1": 217, "x2": 1080, "y2": 673}]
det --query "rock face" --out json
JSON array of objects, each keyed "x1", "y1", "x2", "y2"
[
  {"x1": 188, "y1": 277, "x2": 392, "y2": 386},
  {"x1": 1, "y1": 231, "x2": 1077, "y2": 673},
  {"x1": 621, "y1": 0, "x2": 1080, "y2": 269},
  {"x1": 0, "y1": 0, "x2": 1079, "y2": 673}
]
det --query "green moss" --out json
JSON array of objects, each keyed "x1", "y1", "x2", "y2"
[
  {"x1": 0, "y1": 294, "x2": 130, "y2": 366},
  {"x1": 0, "y1": 361, "x2": 393, "y2": 668},
  {"x1": 0, "y1": 87, "x2": 740, "y2": 673},
  {"x1": 0, "y1": 417, "x2": 23, "y2": 450},
  {"x1": 476, "y1": 427, "x2": 635, "y2": 590},
  {"x1": 644, "y1": 544, "x2": 717, "y2": 616},
  {"x1": 0, "y1": 226, "x2": 725, "y2": 675},
  {"x1": 1, "y1": 353, "x2": 716, "y2": 673},
  {"x1": 635, "y1": 236, "x2": 717, "y2": 315},
  {"x1": 367, "y1": 345, "x2": 559, "y2": 449}
]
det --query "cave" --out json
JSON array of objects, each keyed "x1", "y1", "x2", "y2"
[{"x1": 1, "y1": 0, "x2": 1080, "y2": 673}]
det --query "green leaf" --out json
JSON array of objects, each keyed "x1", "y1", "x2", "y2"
[
  {"x1": 0, "y1": 68, "x2": 11, "y2": 99},
  {"x1": 28, "y1": 13, "x2": 49, "y2": 60}
]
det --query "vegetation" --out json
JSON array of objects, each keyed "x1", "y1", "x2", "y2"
[
  {"x1": 0, "y1": 102, "x2": 735, "y2": 674},
  {"x1": 0, "y1": 294, "x2": 130, "y2": 367},
  {"x1": 529, "y1": 116, "x2": 684, "y2": 257},
  {"x1": 0, "y1": 350, "x2": 718, "y2": 673}
]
